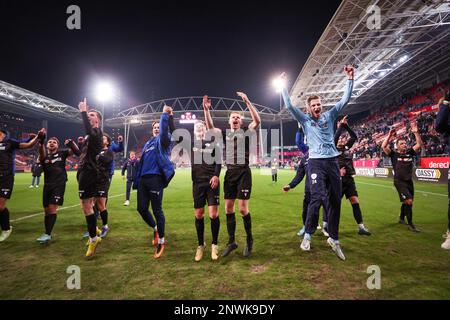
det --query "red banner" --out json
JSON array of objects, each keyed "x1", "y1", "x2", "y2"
[
  {"x1": 353, "y1": 159, "x2": 379, "y2": 168},
  {"x1": 408, "y1": 104, "x2": 439, "y2": 117},
  {"x1": 421, "y1": 157, "x2": 450, "y2": 169}
]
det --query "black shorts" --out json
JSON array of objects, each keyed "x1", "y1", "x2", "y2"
[
  {"x1": 394, "y1": 180, "x2": 414, "y2": 202},
  {"x1": 342, "y1": 176, "x2": 358, "y2": 199},
  {"x1": 96, "y1": 177, "x2": 110, "y2": 198},
  {"x1": 43, "y1": 183, "x2": 66, "y2": 207},
  {"x1": 0, "y1": 174, "x2": 14, "y2": 199},
  {"x1": 193, "y1": 181, "x2": 220, "y2": 209},
  {"x1": 224, "y1": 167, "x2": 252, "y2": 200},
  {"x1": 77, "y1": 169, "x2": 98, "y2": 199}
]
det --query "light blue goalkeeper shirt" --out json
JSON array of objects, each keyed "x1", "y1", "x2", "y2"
[{"x1": 282, "y1": 79, "x2": 353, "y2": 159}]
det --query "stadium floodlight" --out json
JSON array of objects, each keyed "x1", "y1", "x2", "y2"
[
  {"x1": 95, "y1": 81, "x2": 115, "y2": 103},
  {"x1": 272, "y1": 77, "x2": 286, "y2": 93},
  {"x1": 95, "y1": 80, "x2": 115, "y2": 130}
]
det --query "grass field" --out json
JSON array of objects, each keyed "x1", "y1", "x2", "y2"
[{"x1": 0, "y1": 169, "x2": 449, "y2": 300}]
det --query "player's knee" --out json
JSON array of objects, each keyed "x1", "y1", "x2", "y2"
[
  {"x1": 195, "y1": 209, "x2": 204, "y2": 219},
  {"x1": 404, "y1": 199, "x2": 413, "y2": 206},
  {"x1": 225, "y1": 203, "x2": 234, "y2": 213},
  {"x1": 208, "y1": 206, "x2": 219, "y2": 219},
  {"x1": 350, "y1": 196, "x2": 359, "y2": 204},
  {"x1": 238, "y1": 206, "x2": 248, "y2": 216}
]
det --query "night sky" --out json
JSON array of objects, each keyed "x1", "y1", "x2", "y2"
[{"x1": 0, "y1": 0, "x2": 341, "y2": 111}]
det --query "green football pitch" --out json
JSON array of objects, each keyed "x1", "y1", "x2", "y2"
[{"x1": 1, "y1": 169, "x2": 449, "y2": 300}]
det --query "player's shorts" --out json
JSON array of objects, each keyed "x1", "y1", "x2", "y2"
[
  {"x1": 341, "y1": 175, "x2": 358, "y2": 199},
  {"x1": 193, "y1": 181, "x2": 220, "y2": 209},
  {"x1": 224, "y1": 167, "x2": 252, "y2": 200},
  {"x1": 95, "y1": 177, "x2": 111, "y2": 198},
  {"x1": 77, "y1": 169, "x2": 98, "y2": 199},
  {"x1": 0, "y1": 173, "x2": 14, "y2": 199},
  {"x1": 43, "y1": 183, "x2": 66, "y2": 207},
  {"x1": 394, "y1": 179, "x2": 414, "y2": 202}
]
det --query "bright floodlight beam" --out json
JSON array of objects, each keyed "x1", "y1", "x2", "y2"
[
  {"x1": 272, "y1": 77, "x2": 286, "y2": 93},
  {"x1": 95, "y1": 81, "x2": 115, "y2": 130},
  {"x1": 96, "y1": 81, "x2": 114, "y2": 103}
]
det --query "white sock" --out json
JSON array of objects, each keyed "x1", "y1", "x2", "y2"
[
  {"x1": 358, "y1": 223, "x2": 365, "y2": 229},
  {"x1": 91, "y1": 236, "x2": 97, "y2": 243},
  {"x1": 323, "y1": 222, "x2": 328, "y2": 228},
  {"x1": 158, "y1": 237, "x2": 165, "y2": 244}
]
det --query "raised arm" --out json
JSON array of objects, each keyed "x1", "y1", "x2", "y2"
[
  {"x1": 334, "y1": 116, "x2": 357, "y2": 148},
  {"x1": 38, "y1": 141, "x2": 46, "y2": 163},
  {"x1": 111, "y1": 135, "x2": 124, "y2": 153},
  {"x1": 159, "y1": 106, "x2": 173, "y2": 148},
  {"x1": 381, "y1": 129, "x2": 396, "y2": 156},
  {"x1": 279, "y1": 73, "x2": 308, "y2": 123},
  {"x1": 410, "y1": 120, "x2": 422, "y2": 153},
  {"x1": 203, "y1": 95, "x2": 216, "y2": 130},
  {"x1": 236, "y1": 92, "x2": 261, "y2": 130},
  {"x1": 334, "y1": 122, "x2": 346, "y2": 146},
  {"x1": 329, "y1": 66, "x2": 354, "y2": 118},
  {"x1": 20, "y1": 128, "x2": 45, "y2": 149},
  {"x1": 65, "y1": 139, "x2": 81, "y2": 157},
  {"x1": 78, "y1": 98, "x2": 96, "y2": 136}
]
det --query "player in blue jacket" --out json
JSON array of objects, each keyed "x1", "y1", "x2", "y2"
[
  {"x1": 134, "y1": 105, "x2": 175, "y2": 259},
  {"x1": 280, "y1": 66, "x2": 354, "y2": 260}
]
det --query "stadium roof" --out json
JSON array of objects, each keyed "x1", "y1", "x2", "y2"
[
  {"x1": 0, "y1": 80, "x2": 81, "y2": 123},
  {"x1": 283, "y1": 0, "x2": 450, "y2": 116}
]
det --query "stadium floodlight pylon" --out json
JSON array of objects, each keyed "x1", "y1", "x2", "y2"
[{"x1": 284, "y1": 0, "x2": 450, "y2": 115}]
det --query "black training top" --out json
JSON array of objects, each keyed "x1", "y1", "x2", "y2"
[
  {"x1": 0, "y1": 138, "x2": 20, "y2": 176},
  {"x1": 191, "y1": 136, "x2": 222, "y2": 183},
  {"x1": 223, "y1": 127, "x2": 256, "y2": 169},
  {"x1": 78, "y1": 111, "x2": 103, "y2": 172},
  {"x1": 390, "y1": 148, "x2": 416, "y2": 181},
  {"x1": 42, "y1": 149, "x2": 70, "y2": 185},
  {"x1": 97, "y1": 148, "x2": 114, "y2": 181}
]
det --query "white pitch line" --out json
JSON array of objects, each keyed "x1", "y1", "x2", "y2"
[
  {"x1": 11, "y1": 191, "x2": 135, "y2": 223},
  {"x1": 356, "y1": 181, "x2": 447, "y2": 197}
]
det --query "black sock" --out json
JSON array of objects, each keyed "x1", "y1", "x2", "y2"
[
  {"x1": 0, "y1": 208, "x2": 10, "y2": 231},
  {"x1": 210, "y1": 217, "x2": 220, "y2": 245},
  {"x1": 100, "y1": 210, "x2": 108, "y2": 226},
  {"x1": 138, "y1": 210, "x2": 156, "y2": 229},
  {"x1": 351, "y1": 203, "x2": 363, "y2": 225},
  {"x1": 243, "y1": 213, "x2": 253, "y2": 242},
  {"x1": 404, "y1": 204, "x2": 413, "y2": 225},
  {"x1": 85, "y1": 214, "x2": 97, "y2": 238},
  {"x1": 226, "y1": 213, "x2": 236, "y2": 244},
  {"x1": 93, "y1": 204, "x2": 99, "y2": 220},
  {"x1": 44, "y1": 214, "x2": 57, "y2": 235},
  {"x1": 400, "y1": 204, "x2": 406, "y2": 220},
  {"x1": 195, "y1": 217, "x2": 205, "y2": 246}
]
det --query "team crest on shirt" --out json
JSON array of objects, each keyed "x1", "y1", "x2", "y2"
[{"x1": 311, "y1": 173, "x2": 317, "y2": 184}]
